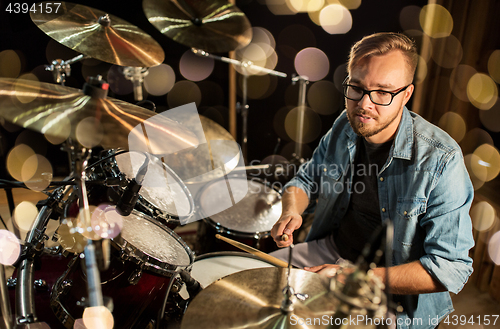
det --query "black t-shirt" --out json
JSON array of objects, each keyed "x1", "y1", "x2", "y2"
[{"x1": 334, "y1": 138, "x2": 392, "y2": 264}]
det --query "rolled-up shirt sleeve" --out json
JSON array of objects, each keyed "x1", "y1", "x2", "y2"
[{"x1": 419, "y1": 151, "x2": 475, "y2": 294}]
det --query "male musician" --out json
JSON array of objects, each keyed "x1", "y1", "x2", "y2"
[{"x1": 270, "y1": 32, "x2": 474, "y2": 329}]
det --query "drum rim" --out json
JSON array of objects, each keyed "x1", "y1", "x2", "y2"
[
  {"x1": 195, "y1": 174, "x2": 282, "y2": 238},
  {"x1": 193, "y1": 251, "x2": 277, "y2": 266},
  {"x1": 112, "y1": 209, "x2": 194, "y2": 276}
]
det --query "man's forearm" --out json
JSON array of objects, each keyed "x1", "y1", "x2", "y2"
[
  {"x1": 372, "y1": 261, "x2": 446, "y2": 295},
  {"x1": 281, "y1": 186, "x2": 310, "y2": 216}
]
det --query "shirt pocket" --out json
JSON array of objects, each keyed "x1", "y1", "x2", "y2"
[{"x1": 395, "y1": 197, "x2": 427, "y2": 247}]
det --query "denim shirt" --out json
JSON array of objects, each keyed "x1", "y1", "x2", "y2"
[{"x1": 285, "y1": 107, "x2": 474, "y2": 329}]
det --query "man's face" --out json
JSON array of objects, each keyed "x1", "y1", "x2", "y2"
[{"x1": 346, "y1": 50, "x2": 414, "y2": 144}]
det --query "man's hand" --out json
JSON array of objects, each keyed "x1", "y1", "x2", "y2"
[
  {"x1": 271, "y1": 212, "x2": 302, "y2": 247},
  {"x1": 304, "y1": 264, "x2": 340, "y2": 277}
]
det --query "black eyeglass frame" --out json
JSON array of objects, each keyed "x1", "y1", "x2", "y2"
[{"x1": 342, "y1": 77, "x2": 411, "y2": 106}]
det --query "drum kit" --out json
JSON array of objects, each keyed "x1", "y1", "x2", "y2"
[{"x1": 0, "y1": 1, "x2": 389, "y2": 328}]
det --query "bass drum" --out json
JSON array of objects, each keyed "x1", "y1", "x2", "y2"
[
  {"x1": 194, "y1": 175, "x2": 282, "y2": 255},
  {"x1": 88, "y1": 150, "x2": 195, "y2": 228},
  {"x1": 51, "y1": 210, "x2": 194, "y2": 329}
]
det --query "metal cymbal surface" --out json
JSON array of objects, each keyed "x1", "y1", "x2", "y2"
[
  {"x1": 181, "y1": 267, "x2": 338, "y2": 329},
  {"x1": 143, "y1": 0, "x2": 252, "y2": 53},
  {"x1": 0, "y1": 78, "x2": 198, "y2": 153},
  {"x1": 30, "y1": 1, "x2": 165, "y2": 67}
]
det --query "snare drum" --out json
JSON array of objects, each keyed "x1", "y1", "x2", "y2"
[
  {"x1": 90, "y1": 150, "x2": 195, "y2": 228},
  {"x1": 195, "y1": 175, "x2": 282, "y2": 254},
  {"x1": 51, "y1": 210, "x2": 194, "y2": 329}
]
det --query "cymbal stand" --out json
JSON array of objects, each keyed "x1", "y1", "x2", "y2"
[
  {"x1": 1, "y1": 264, "x2": 13, "y2": 329},
  {"x1": 123, "y1": 66, "x2": 149, "y2": 101},
  {"x1": 45, "y1": 54, "x2": 90, "y2": 85},
  {"x1": 291, "y1": 74, "x2": 309, "y2": 163},
  {"x1": 281, "y1": 244, "x2": 295, "y2": 313},
  {"x1": 191, "y1": 48, "x2": 287, "y2": 162}
]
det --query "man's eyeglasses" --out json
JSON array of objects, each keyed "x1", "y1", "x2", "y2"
[{"x1": 342, "y1": 77, "x2": 411, "y2": 106}]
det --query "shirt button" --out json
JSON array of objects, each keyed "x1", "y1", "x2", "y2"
[
  {"x1": 323, "y1": 168, "x2": 327, "y2": 172},
  {"x1": 403, "y1": 211, "x2": 408, "y2": 215},
  {"x1": 382, "y1": 208, "x2": 386, "y2": 212},
  {"x1": 379, "y1": 177, "x2": 384, "y2": 182}
]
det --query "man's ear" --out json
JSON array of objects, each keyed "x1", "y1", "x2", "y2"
[{"x1": 402, "y1": 84, "x2": 414, "y2": 106}]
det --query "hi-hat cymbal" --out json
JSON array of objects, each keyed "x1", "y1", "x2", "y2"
[
  {"x1": 30, "y1": 1, "x2": 165, "y2": 67},
  {"x1": 160, "y1": 114, "x2": 241, "y2": 183},
  {"x1": 143, "y1": 0, "x2": 252, "y2": 53},
  {"x1": 0, "y1": 78, "x2": 198, "y2": 153},
  {"x1": 181, "y1": 267, "x2": 338, "y2": 329}
]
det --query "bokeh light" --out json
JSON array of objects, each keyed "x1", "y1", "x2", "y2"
[
  {"x1": 333, "y1": 64, "x2": 347, "y2": 92},
  {"x1": 464, "y1": 154, "x2": 485, "y2": 191},
  {"x1": 75, "y1": 206, "x2": 101, "y2": 240},
  {"x1": 16, "y1": 130, "x2": 47, "y2": 156},
  {"x1": 22, "y1": 154, "x2": 53, "y2": 191},
  {"x1": 479, "y1": 99, "x2": 500, "y2": 132},
  {"x1": 450, "y1": 65, "x2": 478, "y2": 102},
  {"x1": 471, "y1": 144, "x2": 500, "y2": 182},
  {"x1": 235, "y1": 43, "x2": 273, "y2": 76},
  {"x1": 414, "y1": 55, "x2": 428, "y2": 84},
  {"x1": 252, "y1": 27, "x2": 277, "y2": 52},
  {"x1": 0, "y1": 49, "x2": 22, "y2": 78},
  {"x1": 289, "y1": 0, "x2": 325, "y2": 12},
  {"x1": 488, "y1": 231, "x2": 500, "y2": 266},
  {"x1": 284, "y1": 106, "x2": 322, "y2": 143},
  {"x1": 274, "y1": 106, "x2": 295, "y2": 141},
  {"x1": 307, "y1": 80, "x2": 341, "y2": 115},
  {"x1": 240, "y1": 74, "x2": 278, "y2": 99},
  {"x1": 15, "y1": 73, "x2": 40, "y2": 104},
  {"x1": 166, "y1": 81, "x2": 202, "y2": 109},
  {"x1": 437, "y1": 112, "x2": 466, "y2": 143},
  {"x1": 339, "y1": 0, "x2": 361, "y2": 10},
  {"x1": 405, "y1": 30, "x2": 433, "y2": 63},
  {"x1": 144, "y1": 64, "x2": 176, "y2": 96},
  {"x1": 73, "y1": 319, "x2": 87, "y2": 329},
  {"x1": 43, "y1": 113, "x2": 72, "y2": 144},
  {"x1": 419, "y1": 4, "x2": 453, "y2": 38},
  {"x1": 460, "y1": 128, "x2": 494, "y2": 155},
  {"x1": 319, "y1": 4, "x2": 352, "y2": 34},
  {"x1": 0, "y1": 230, "x2": 21, "y2": 265},
  {"x1": 13, "y1": 201, "x2": 39, "y2": 231},
  {"x1": 82, "y1": 306, "x2": 114, "y2": 329},
  {"x1": 467, "y1": 73, "x2": 498, "y2": 110},
  {"x1": 107, "y1": 65, "x2": 133, "y2": 96},
  {"x1": 75, "y1": 117, "x2": 104, "y2": 148},
  {"x1": 179, "y1": 50, "x2": 215, "y2": 81},
  {"x1": 431, "y1": 35, "x2": 463, "y2": 69},
  {"x1": 294, "y1": 48, "x2": 330, "y2": 81},
  {"x1": 399, "y1": 6, "x2": 422, "y2": 31},
  {"x1": 470, "y1": 201, "x2": 496, "y2": 232},
  {"x1": 488, "y1": 50, "x2": 500, "y2": 84},
  {"x1": 57, "y1": 218, "x2": 88, "y2": 254},
  {"x1": 265, "y1": 0, "x2": 298, "y2": 15},
  {"x1": 7, "y1": 144, "x2": 36, "y2": 181},
  {"x1": 90, "y1": 204, "x2": 123, "y2": 239}
]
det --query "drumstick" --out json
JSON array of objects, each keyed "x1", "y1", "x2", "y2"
[{"x1": 215, "y1": 234, "x2": 288, "y2": 268}]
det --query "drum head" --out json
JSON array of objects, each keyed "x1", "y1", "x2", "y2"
[
  {"x1": 114, "y1": 151, "x2": 195, "y2": 220},
  {"x1": 197, "y1": 176, "x2": 282, "y2": 235},
  {"x1": 114, "y1": 210, "x2": 194, "y2": 274}
]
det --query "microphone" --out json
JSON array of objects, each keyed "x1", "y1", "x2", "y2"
[
  {"x1": 179, "y1": 269, "x2": 203, "y2": 299},
  {"x1": 123, "y1": 67, "x2": 148, "y2": 101},
  {"x1": 116, "y1": 155, "x2": 149, "y2": 216}
]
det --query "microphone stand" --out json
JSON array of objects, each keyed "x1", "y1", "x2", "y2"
[
  {"x1": 291, "y1": 74, "x2": 309, "y2": 163},
  {"x1": 45, "y1": 54, "x2": 90, "y2": 86},
  {"x1": 123, "y1": 67, "x2": 149, "y2": 101},
  {"x1": 191, "y1": 48, "x2": 287, "y2": 162}
]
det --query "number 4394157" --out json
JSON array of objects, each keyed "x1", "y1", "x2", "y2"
[
  {"x1": 443, "y1": 315, "x2": 498, "y2": 326},
  {"x1": 5, "y1": 3, "x2": 61, "y2": 14}
]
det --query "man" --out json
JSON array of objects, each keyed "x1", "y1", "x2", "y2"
[{"x1": 270, "y1": 32, "x2": 474, "y2": 329}]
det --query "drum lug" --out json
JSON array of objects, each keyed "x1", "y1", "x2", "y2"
[
  {"x1": 128, "y1": 268, "x2": 143, "y2": 285},
  {"x1": 34, "y1": 279, "x2": 48, "y2": 291}
]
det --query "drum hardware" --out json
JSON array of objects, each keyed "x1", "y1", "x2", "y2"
[
  {"x1": 116, "y1": 152, "x2": 149, "y2": 217},
  {"x1": 192, "y1": 48, "x2": 288, "y2": 162},
  {"x1": 215, "y1": 234, "x2": 288, "y2": 267},
  {"x1": 143, "y1": 0, "x2": 252, "y2": 54},
  {"x1": 122, "y1": 67, "x2": 149, "y2": 102},
  {"x1": 291, "y1": 74, "x2": 310, "y2": 163},
  {"x1": 1, "y1": 264, "x2": 14, "y2": 329},
  {"x1": 45, "y1": 54, "x2": 90, "y2": 86},
  {"x1": 30, "y1": 1, "x2": 165, "y2": 67}
]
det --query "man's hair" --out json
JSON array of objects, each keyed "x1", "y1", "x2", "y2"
[{"x1": 347, "y1": 32, "x2": 418, "y2": 83}]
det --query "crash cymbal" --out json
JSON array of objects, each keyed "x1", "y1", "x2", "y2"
[
  {"x1": 160, "y1": 114, "x2": 241, "y2": 183},
  {"x1": 30, "y1": 1, "x2": 164, "y2": 67},
  {"x1": 181, "y1": 267, "x2": 338, "y2": 329},
  {"x1": 0, "y1": 78, "x2": 198, "y2": 153},
  {"x1": 143, "y1": 0, "x2": 252, "y2": 53}
]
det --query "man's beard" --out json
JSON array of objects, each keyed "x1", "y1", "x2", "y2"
[{"x1": 347, "y1": 108, "x2": 401, "y2": 138}]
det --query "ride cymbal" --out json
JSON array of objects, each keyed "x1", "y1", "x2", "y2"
[
  {"x1": 0, "y1": 78, "x2": 198, "y2": 153},
  {"x1": 143, "y1": 0, "x2": 252, "y2": 53},
  {"x1": 30, "y1": 1, "x2": 165, "y2": 67},
  {"x1": 181, "y1": 267, "x2": 338, "y2": 329}
]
